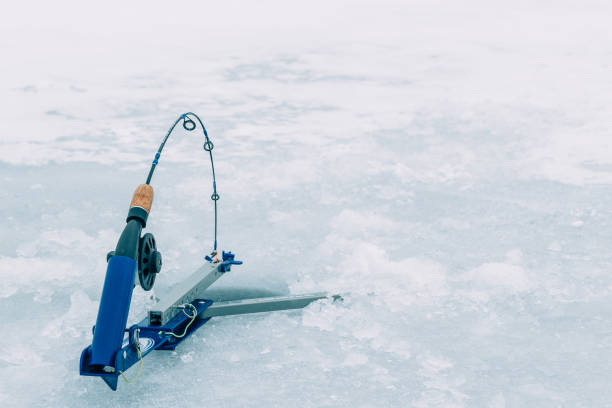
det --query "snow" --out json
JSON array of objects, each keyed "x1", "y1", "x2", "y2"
[{"x1": 2, "y1": 0, "x2": 612, "y2": 406}]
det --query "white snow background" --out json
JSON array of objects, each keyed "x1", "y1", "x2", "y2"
[{"x1": 2, "y1": 0, "x2": 612, "y2": 406}]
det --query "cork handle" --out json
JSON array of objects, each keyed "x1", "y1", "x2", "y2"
[{"x1": 130, "y1": 184, "x2": 154, "y2": 213}]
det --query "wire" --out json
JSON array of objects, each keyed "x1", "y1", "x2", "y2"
[
  {"x1": 145, "y1": 113, "x2": 219, "y2": 251},
  {"x1": 120, "y1": 302, "x2": 197, "y2": 383},
  {"x1": 158, "y1": 303, "x2": 198, "y2": 339},
  {"x1": 119, "y1": 343, "x2": 143, "y2": 383}
]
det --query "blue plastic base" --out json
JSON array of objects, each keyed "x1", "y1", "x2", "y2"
[{"x1": 80, "y1": 299, "x2": 214, "y2": 391}]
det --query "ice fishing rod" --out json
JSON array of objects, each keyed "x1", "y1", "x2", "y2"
[
  {"x1": 80, "y1": 113, "x2": 331, "y2": 391},
  {"x1": 102, "y1": 113, "x2": 220, "y2": 292}
]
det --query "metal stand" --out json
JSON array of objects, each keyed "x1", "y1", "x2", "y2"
[{"x1": 80, "y1": 254, "x2": 332, "y2": 391}]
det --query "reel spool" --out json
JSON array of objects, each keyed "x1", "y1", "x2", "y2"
[{"x1": 138, "y1": 233, "x2": 162, "y2": 291}]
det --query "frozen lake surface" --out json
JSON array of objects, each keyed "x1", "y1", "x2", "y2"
[{"x1": 2, "y1": 1, "x2": 612, "y2": 406}]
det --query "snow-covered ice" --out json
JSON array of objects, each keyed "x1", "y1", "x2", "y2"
[{"x1": 2, "y1": 0, "x2": 612, "y2": 406}]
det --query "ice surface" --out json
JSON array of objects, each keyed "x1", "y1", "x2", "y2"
[{"x1": 2, "y1": 0, "x2": 612, "y2": 406}]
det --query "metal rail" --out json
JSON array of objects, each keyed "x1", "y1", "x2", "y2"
[
  {"x1": 148, "y1": 263, "x2": 225, "y2": 325},
  {"x1": 197, "y1": 292, "x2": 329, "y2": 319}
]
